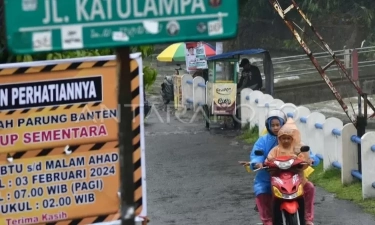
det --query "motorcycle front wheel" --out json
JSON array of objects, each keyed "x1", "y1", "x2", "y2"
[
  {"x1": 282, "y1": 211, "x2": 298, "y2": 225},
  {"x1": 273, "y1": 199, "x2": 305, "y2": 225}
]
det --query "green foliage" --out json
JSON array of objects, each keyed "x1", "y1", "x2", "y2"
[
  {"x1": 1, "y1": 42, "x2": 159, "y2": 91},
  {"x1": 131, "y1": 45, "x2": 154, "y2": 58},
  {"x1": 7, "y1": 49, "x2": 114, "y2": 63},
  {"x1": 239, "y1": 0, "x2": 270, "y2": 21},
  {"x1": 299, "y1": 0, "x2": 375, "y2": 27},
  {"x1": 237, "y1": 0, "x2": 375, "y2": 50},
  {"x1": 310, "y1": 163, "x2": 375, "y2": 215},
  {"x1": 47, "y1": 49, "x2": 113, "y2": 60},
  {"x1": 239, "y1": 0, "x2": 375, "y2": 27},
  {"x1": 239, "y1": 125, "x2": 259, "y2": 144},
  {"x1": 130, "y1": 45, "x2": 159, "y2": 90},
  {"x1": 143, "y1": 66, "x2": 158, "y2": 90},
  {"x1": 2, "y1": 45, "x2": 154, "y2": 64},
  {"x1": 282, "y1": 40, "x2": 301, "y2": 51},
  {"x1": 2, "y1": 43, "x2": 159, "y2": 89}
]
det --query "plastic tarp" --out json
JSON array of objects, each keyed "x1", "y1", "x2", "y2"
[{"x1": 160, "y1": 76, "x2": 174, "y2": 103}]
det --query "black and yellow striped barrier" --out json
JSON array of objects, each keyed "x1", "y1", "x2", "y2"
[{"x1": 0, "y1": 56, "x2": 146, "y2": 224}]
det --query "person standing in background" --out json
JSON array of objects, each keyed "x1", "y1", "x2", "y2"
[
  {"x1": 234, "y1": 58, "x2": 263, "y2": 129},
  {"x1": 237, "y1": 58, "x2": 263, "y2": 92}
]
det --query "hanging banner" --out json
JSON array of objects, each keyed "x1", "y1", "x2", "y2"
[
  {"x1": 184, "y1": 42, "x2": 208, "y2": 72},
  {"x1": 215, "y1": 42, "x2": 223, "y2": 72},
  {"x1": 173, "y1": 75, "x2": 182, "y2": 110},
  {"x1": 215, "y1": 42, "x2": 223, "y2": 55},
  {"x1": 195, "y1": 42, "x2": 208, "y2": 69},
  {"x1": 212, "y1": 83, "x2": 237, "y2": 115}
]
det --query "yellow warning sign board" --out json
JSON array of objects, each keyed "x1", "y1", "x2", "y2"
[
  {"x1": 0, "y1": 61, "x2": 118, "y2": 154},
  {"x1": 0, "y1": 54, "x2": 147, "y2": 224}
]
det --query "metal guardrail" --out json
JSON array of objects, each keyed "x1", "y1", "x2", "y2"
[
  {"x1": 251, "y1": 46, "x2": 375, "y2": 80},
  {"x1": 155, "y1": 46, "x2": 375, "y2": 83}
]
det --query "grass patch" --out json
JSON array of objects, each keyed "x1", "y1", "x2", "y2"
[
  {"x1": 239, "y1": 125, "x2": 259, "y2": 144},
  {"x1": 309, "y1": 163, "x2": 375, "y2": 215},
  {"x1": 146, "y1": 85, "x2": 157, "y2": 95}
]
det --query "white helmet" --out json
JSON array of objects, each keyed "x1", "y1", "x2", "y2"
[{"x1": 265, "y1": 109, "x2": 287, "y2": 135}]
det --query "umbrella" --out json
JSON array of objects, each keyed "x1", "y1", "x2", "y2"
[{"x1": 157, "y1": 42, "x2": 216, "y2": 62}]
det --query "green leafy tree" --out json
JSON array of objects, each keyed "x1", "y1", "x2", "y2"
[
  {"x1": 227, "y1": 0, "x2": 375, "y2": 51},
  {"x1": 131, "y1": 45, "x2": 158, "y2": 91},
  {"x1": 143, "y1": 65, "x2": 158, "y2": 90}
]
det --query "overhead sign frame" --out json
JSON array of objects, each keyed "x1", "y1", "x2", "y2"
[{"x1": 4, "y1": 0, "x2": 238, "y2": 54}]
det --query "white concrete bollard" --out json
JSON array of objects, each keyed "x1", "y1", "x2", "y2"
[
  {"x1": 322, "y1": 117, "x2": 343, "y2": 171},
  {"x1": 306, "y1": 112, "x2": 325, "y2": 158}
]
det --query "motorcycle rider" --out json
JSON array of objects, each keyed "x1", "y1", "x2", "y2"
[
  {"x1": 250, "y1": 110, "x2": 320, "y2": 225},
  {"x1": 266, "y1": 118, "x2": 316, "y2": 225}
]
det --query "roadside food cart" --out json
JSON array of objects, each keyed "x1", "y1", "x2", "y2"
[{"x1": 203, "y1": 49, "x2": 274, "y2": 129}]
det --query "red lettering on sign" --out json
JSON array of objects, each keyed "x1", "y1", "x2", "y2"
[
  {"x1": 6, "y1": 216, "x2": 38, "y2": 225},
  {"x1": 0, "y1": 133, "x2": 19, "y2": 146},
  {"x1": 41, "y1": 211, "x2": 68, "y2": 222},
  {"x1": 23, "y1": 125, "x2": 108, "y2": 144}
]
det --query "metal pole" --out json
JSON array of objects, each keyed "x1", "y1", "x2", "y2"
[
  {"x1": 356, "y1": 93, "x2": 367, "y2": 174},
  {"x1": 364, "y1": 93, "x2": 368, "y2": 118},
  {"x1": 358, "y1": 94, "x2": 362, "y2": 116},
  {"x1": 116, "y1": 47, "x2": 135, "y2": 225},
  {"x1": 356, "y1": 115, "x2": 365, "y2": 174},
  {"x1": 358, "y1": 93, "x2": 368, "y2": 173}
]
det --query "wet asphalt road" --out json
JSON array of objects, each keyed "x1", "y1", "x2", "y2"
[{"x1": 144, "y1": 101, "x2": 375, "y2": 225}]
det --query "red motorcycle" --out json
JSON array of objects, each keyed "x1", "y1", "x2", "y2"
[{"x1": 252, "y1": 146, "x2": 310, "y2": 225}]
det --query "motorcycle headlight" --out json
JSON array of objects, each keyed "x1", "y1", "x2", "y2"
[
  {"x1": 274, "y1": 159, "x2": 295, "y2": 169},
  {"x1": 272, "y1": 186, "x2": 299, "y2": 199}
]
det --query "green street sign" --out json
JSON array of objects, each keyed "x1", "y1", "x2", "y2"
[{"x1": 5, "y1": 0, "x2": 238, "y2": 54}]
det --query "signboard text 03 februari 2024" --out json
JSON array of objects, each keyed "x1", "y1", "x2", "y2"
[{"x1": 0, "y1": 148, "x2": 120, "y2": 225}]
